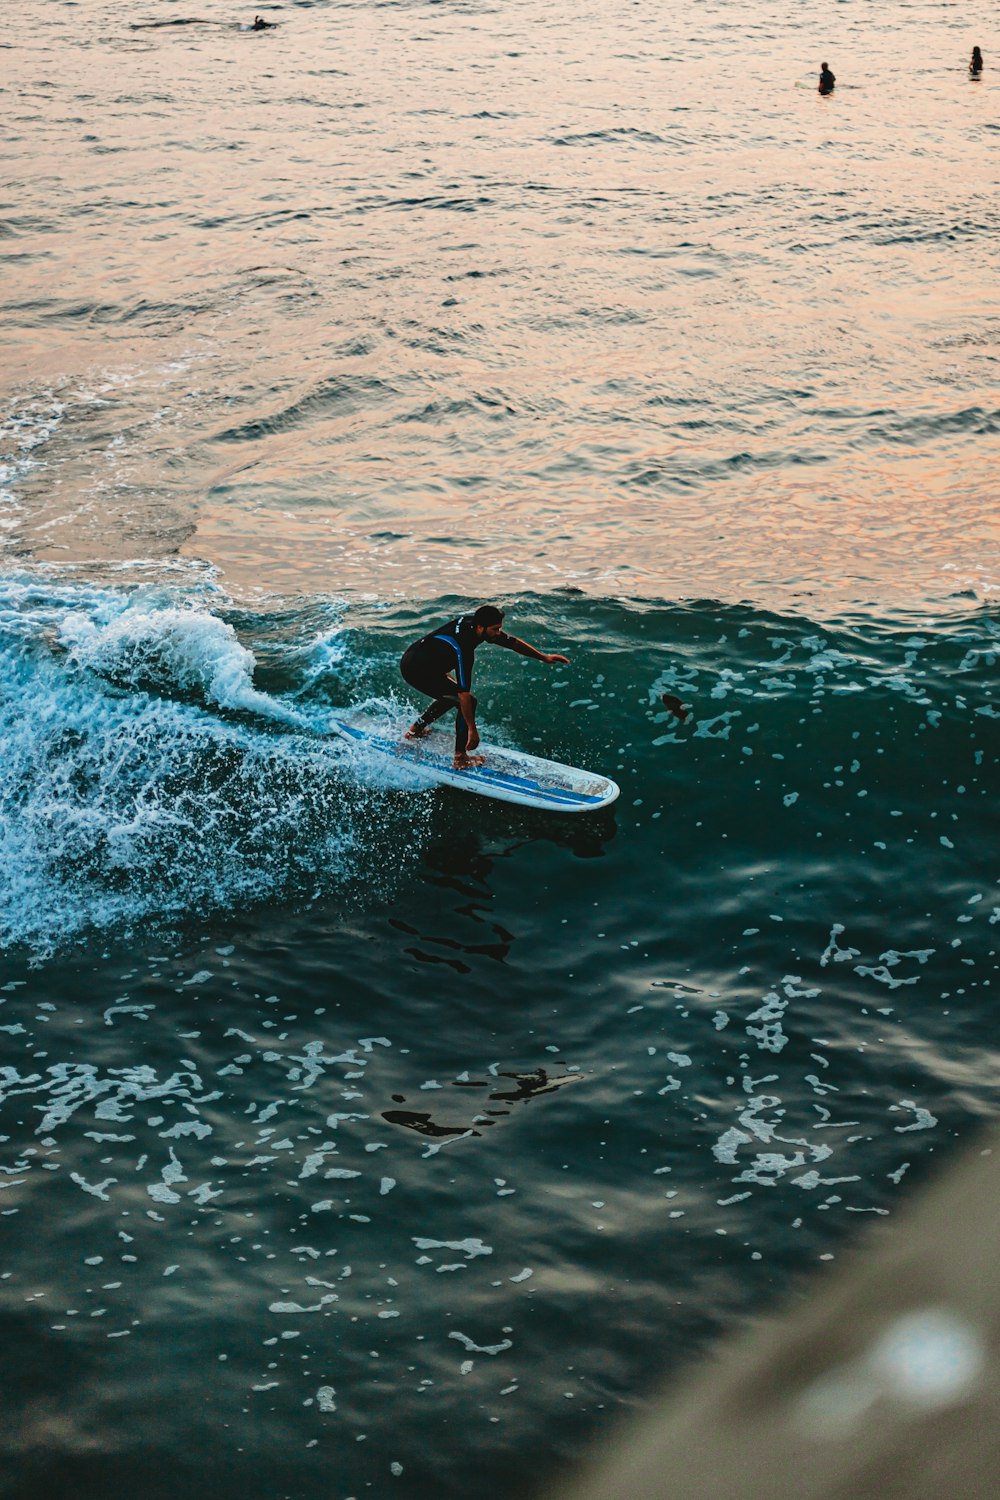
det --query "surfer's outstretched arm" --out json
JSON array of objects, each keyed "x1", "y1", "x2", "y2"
[{"x1": 497, "y1": 634, "x2": 569, "y2": 666}]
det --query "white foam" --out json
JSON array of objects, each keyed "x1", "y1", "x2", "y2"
[
  {"x1": 449, "y1": 1331, "x2": 513, "y2": 1356},
  {"x1": 412, "y1": 1237, "x2": 492, "y2": 1259},
  {"x1": 891, "y1": 1101, "x2": 938, "y2": 1133},
  {"x1": 0, "y1": 573, "x2": 419, "y2": 955}
]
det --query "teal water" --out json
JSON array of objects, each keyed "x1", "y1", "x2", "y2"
[
  {"x1": 2, "y1": 0, "x2": 999, "y2": 1496},
  {"x1": 2, "y1": 580, "x2": 998, "y2": 1497}
]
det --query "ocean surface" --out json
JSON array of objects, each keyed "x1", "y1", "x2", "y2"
[{"x1": 2, "y1": 1, "x2": 998, "y2": 1496}]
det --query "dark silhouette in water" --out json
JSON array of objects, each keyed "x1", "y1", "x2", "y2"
[
  {"x1": 818, "y1": 61, "x2": 836, "y2": 95},
  {"x1": 130, "y1": 16, "x2": 274, "y2": 29},
  {"x1": 660, "y1": 693, "x2": 690, "y2": 722},
  {"x1": 970, "y1": 46, "x2": 983, "y2": 76},
  {"x1": 382, "y1": 1069, "x2": 583, "y2": 1139},
  {"x1": 130, "y1": 18, "x2": 213, "y2": 27}
]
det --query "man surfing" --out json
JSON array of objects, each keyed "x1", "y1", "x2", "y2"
[{"x1": 400, "y1": 605, "x2": 569, "y2": 769}]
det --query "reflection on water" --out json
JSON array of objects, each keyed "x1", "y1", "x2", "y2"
[
  {"x1": 387, "y1": 820, "x2": 617, "y2": 970},
  {"x1": 383, "y1": 1069, "x2": 584, "y2": 1138},
  {"x1": 2, "y1": 0, "x2": 998, "y2": 610}
]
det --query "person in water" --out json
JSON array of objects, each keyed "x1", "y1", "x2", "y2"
[
  {"x1": 818, "y1": 61, "x2": 836, "y2": 94},
  {"x1": 970, "y1": 46, "x2": 983, "y2": 76},
  {"x1": 401, "y1": 605, "x2": 569, "y2": 769},
  {"x1": 251, "y1": 14, "x2": 273, "y2": 29}
]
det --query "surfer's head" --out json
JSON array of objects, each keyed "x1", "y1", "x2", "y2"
[{"x1": 473, "y1": 604, "x2": 504, "y2": 639}]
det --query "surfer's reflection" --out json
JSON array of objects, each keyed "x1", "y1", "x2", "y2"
[
  {"x1": 382, "y1": 1067, "x2": 582, "y2": 1139},
  {"x1": 396, "y1": 823, "x2": 617, "y2": 972},
  {"x1": 512, "y1": 810, "x2": 619, "y2": 858},
  {"x1": 424, "y1": 822, "x2": 617, "y2": 891}
]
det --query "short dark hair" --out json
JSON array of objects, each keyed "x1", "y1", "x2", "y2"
[{"x1": 473, "y1": 604, "x2": 504, "y2": 628}]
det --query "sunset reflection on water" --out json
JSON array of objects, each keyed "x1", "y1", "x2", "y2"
[{"x1": 3, "y1": 0, "x2": 997, "y2": 612}]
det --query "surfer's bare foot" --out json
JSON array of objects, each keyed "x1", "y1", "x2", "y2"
[
  {"x1": 405, "y1": 723, "x2": 430, "y2": 740},
  {"x1": 454, "y1": 753, "x2": 486, "y2": 769}
]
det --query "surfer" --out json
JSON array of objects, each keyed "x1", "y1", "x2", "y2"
[
  {"x1": 970, "y1": 45, "x2": 983, "y2": 76},
  {"x1": 251, "y1": 14, "x2": 273, "y2": 28},
  {"x1": 818, "y1": 61, "x2": 835, "y2": 94},
  {"x1": 400, "y1": 605, "x2": 569, "y2": 769}
]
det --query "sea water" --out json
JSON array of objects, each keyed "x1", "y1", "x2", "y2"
[{"x1": 2, "y1": 1, "x2": 998, "y2": 1496}]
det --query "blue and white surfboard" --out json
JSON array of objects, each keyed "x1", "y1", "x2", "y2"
[{"x1": 332, "y1": 717, "x2": 620, "y2": 813}]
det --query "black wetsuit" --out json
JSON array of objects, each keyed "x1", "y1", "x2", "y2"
[
  {"x1": 400, "y1": 615, "x2": 516, "y2": 753},
  {"x1": 819, "y1": 67, "x2": 835, "y2": 94}
]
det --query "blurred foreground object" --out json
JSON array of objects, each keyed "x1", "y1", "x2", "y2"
[{"x1": 559, "y1": 1131, "x2": 1000, "y2": 1500}]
